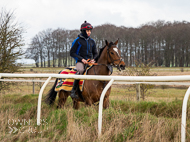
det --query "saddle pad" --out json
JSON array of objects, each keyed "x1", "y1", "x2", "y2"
[{"x1": 55, "y1": 66, "x2": 89, "y2": 92}]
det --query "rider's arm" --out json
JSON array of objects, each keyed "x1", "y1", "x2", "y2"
[
  {"x1": 92, "y1": 40, "x2": 98, "y2": 61},
  {"x1": 70, "y1": 39, "x2": 83, "y2": 61}
]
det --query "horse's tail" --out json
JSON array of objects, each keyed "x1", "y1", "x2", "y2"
[{"x1": 44, "y1": 78, "x2": 58, "y2": 106}]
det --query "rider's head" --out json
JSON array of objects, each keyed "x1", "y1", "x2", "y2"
[{"x1": 80, "y1": 21, "x2": 93, "y2": 38}]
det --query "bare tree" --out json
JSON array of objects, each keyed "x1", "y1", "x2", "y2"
[
  {"x1": 26, "y1": 37, "x2": 40, "y2": 67},
  {"x1": 0, "y1": 9, "x2": 25, "y2": 72},
  {"x1": 0, "y1": 9, "x2": 25, "y2": 89}
]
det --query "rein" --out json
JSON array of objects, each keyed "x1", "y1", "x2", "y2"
[
  {"x1": 85, "y1": 44, "x2": 123, "y2": 74},
  {"x1": 86, "y1": 59, "x2": 107, "y2": 67},
  {"x1": 86, "y1": 44, "x2": 123, "y2": 67},
  {"x1": 85, "y1": 59, "x2": 113, "y2": 75}
]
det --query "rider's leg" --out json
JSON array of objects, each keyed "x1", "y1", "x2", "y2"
[{"x1": 70, "y1": 62, "x2": 85, "y2": 99}]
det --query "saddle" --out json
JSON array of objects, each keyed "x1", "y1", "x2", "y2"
[{"x1": 54, "y1": 66, "x2": 91, "y2": 92}]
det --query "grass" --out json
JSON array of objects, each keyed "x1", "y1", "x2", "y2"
[
  {"x1": 1, "y1": 84, "x2": 190, "y2": 141},
  {"x1": 110, "y1": 85, "x2": 186, "y2": 102},
  {"x1": 19, "y1": 67, "x2": 66, "y2": 73},
  {"x1": 19, "y1": 66, "x2": 190, "y2": 74},
  {"x1": 150, "y1": 67, "x2": 190, "y2": 72},
  {"x1": 1, "y1": 67, "x2": 190, "y2": 141}
]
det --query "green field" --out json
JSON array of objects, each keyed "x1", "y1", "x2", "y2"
[
  {"x1": 0, "y1": 82, "x2": 190, "y2": 141},
  {"x1": 1, "y1": 67, "x2": 190, "y2": 141},
  {"x1": 19, "y1": 66, "x2": 190, "y2": 76}
]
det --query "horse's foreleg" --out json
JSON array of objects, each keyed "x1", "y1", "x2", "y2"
[
  {"x1": 73, "y1": 99, "x2": 80, "y2": 109},
  {"x1": 103, "y1": 96, "x2": 109, "y2": 109},
  {"x1": 85, "y1": 98, "x2": 92, "y2": 107},
  {"x1": 57, "y1": 90, "x2": 69, "y2": 109},
  {"x1": 103, "y1": 88, "x2": 111, "y2": 109}
]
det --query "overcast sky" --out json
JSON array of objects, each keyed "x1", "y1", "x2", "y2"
[{"x1": 1, "y1": 0, "x2": 190, "y2": 64}]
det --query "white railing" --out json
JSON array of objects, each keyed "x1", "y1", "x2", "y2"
[
  {"x1": 2, "y1": 78, "x2": 190, "y2": 96},
  {"x1": 0, "y1": 73, "x2": 190, "y2": 141}
]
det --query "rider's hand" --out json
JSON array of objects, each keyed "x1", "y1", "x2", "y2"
[
  {"x1": 90, "y1": 59, "x2": 95, "y2": 64},
  {"x1": 82, "y1": 59, "x2": 88, "y2": 64}
]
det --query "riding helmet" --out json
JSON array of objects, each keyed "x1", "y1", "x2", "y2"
[{"x1": 80, "y1": 21, "x2": 93, "y2": 31}]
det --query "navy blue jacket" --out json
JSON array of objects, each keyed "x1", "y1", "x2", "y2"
[{"x1": 70, "y1": 33, "x2": 98, "y2": 63}]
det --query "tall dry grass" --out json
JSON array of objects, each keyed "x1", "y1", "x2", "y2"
[
  {"x1": 1, "y1": 75, "x2": 190, "y2": 141},
  {"x1": 1, "y1": 88, "x2": 189, "y2": 142}
]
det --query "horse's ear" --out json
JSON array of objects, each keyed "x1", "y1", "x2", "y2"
[
  {"x1": 105, "y1": 40, "x2": 109, "y2": 46},
  {"x1": 114, "y1": 38, "x2": 119, "y2": 45}
]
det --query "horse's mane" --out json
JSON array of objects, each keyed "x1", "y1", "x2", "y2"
[{"x1": 95, "y1": 42, "x2": 114, "y2": 62}]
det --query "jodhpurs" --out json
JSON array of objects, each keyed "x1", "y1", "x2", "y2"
[{"x1": 76, "y1": 62, "x2": 85, "y2": 75}]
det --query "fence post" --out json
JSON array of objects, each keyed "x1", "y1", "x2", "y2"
[
  {"x1": 98, "y1": 78, "x2": 114, "y2": 137},
  {"x1": 136, "y1": 83, "x2": 140, "y2": 101},
  {"x1": 33, "y1": 81, "x2": 35, "y2": 94},
  {"x1": 37, "y1": 76, "x2": 52, "y2": 125},
  {"x1": 181, "y1": 86, "x2": 190, "y2": 142}
]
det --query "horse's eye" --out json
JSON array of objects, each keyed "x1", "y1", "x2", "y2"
[{"x1": 111, "y1": 52, "x2": 114, "y2": 55}]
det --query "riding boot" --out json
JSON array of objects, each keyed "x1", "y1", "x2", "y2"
[{"x1": 70, "y1": 80, "x2": 80, "y2": 99}]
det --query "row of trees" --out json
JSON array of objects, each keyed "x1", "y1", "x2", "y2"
[
  {"x1": 26, "y1": 20, "x2": 190, "y2": 67},
  {"x1": 26, "y1": 29, "x2": 78, "y2": 67}
]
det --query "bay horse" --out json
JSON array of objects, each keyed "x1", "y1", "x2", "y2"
[{"x1": 45, "y1": 39, "x2": 125, "y2": 109}]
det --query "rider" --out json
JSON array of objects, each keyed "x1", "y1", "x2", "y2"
[{"x1": 70, "y1": 21, "x2": 98, "y2": 99}]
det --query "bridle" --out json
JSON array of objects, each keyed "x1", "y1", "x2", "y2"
[
  {"x1": 107, "y1": 46, "x2": 123, "y2": 67},
  {"x1": 85, "y1": 45, "x2": 124, "y2": 73}
]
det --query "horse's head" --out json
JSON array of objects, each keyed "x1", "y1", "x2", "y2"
[{"x1": 106, "y1": 39, "x2": 125, "y2": 71}]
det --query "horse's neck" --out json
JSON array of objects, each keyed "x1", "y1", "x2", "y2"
[
  {"x1": 88, "y1": 47, "x2": 109, "y2": 75},
  {"x1": 97, "y1": 46, "x2": 108, "y2": 65},
  {"x1": 92, "y1": 64, "x2": 109, "y2": 75}
]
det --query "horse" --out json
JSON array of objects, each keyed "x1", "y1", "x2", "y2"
[{"x1": 45, "y1": 39, "x2": 125, "y2": 109}]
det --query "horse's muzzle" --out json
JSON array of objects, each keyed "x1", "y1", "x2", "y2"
[
  {"x1": 117, "y1": 64, "x2": 125, "y2": 71},
  {"x1": 120, "y1": 64, "x2": 125, "y2": 70}
]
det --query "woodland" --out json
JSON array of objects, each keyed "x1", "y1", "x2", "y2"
[{"x1": 26, "y1": 21, "x2": 190, "y2": 68}]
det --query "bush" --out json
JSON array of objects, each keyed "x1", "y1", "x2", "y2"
[{"x1": 125, "y1": 60, "x2": 156, "y2": 100}]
